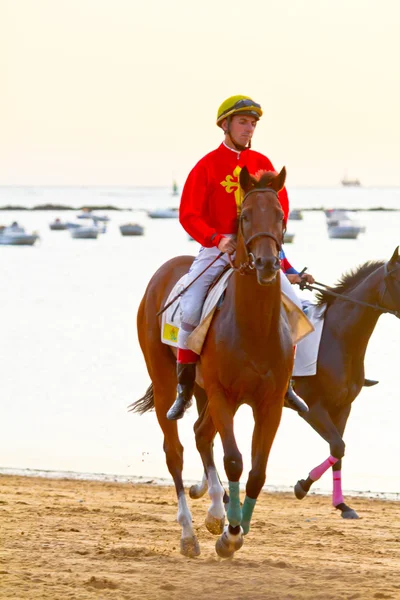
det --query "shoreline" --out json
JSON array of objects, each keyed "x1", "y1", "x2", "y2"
[
  {"x1": 0, "y1": 204, "x2": 399, "y2": 212},
  {"x1": 1, "y1": 466, "x2": 399, "y2": 502},
  {"x1": 1, "y1": 473, "x2": 399, "y2": 600}
]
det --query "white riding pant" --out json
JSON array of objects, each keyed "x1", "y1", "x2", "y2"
[{"x1": 178, "y1": 238, "x2": 302, "y2": 350}]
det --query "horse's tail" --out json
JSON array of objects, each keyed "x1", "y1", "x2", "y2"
[{"x1": 128, "y1": 383, "x2": 155, "y2": 414}]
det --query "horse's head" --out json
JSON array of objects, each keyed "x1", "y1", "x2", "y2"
[
  {"x1": 238, "y1": 166, "x2": 286, "y2": 285},
  {"x1": 383, "y1": 246, "x2": 400, "y2": 317}
]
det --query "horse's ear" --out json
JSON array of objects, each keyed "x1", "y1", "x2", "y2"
[
  {"x1": 389, "y1": 246, "x2": 399, "y2": 266},
  {"x1": 240, "y1": 166, "x2": 252, "y2": 193},
  {"x1": 271, "y1": 167, "x2": 286, "y2": 192}
]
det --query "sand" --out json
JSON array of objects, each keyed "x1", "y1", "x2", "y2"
[{"x1": 0, "y1": 474, "x2": 399, "y2": 600}]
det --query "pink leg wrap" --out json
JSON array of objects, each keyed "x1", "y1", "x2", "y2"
[
  {"x1": 177, "y1": 348, "x2": 199, "y2": 364},
  {"x1": 309, "y1": 455, "x2": 339, "y2": 482},
  {"x1": 332, "y1": 470, "x2": 344, "y2": 507}
]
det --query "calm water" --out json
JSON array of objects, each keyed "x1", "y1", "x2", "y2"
[{"x1": 0, "y1": 186, "x2": 399, "y2": 497}]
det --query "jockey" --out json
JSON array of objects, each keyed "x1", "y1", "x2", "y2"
[{"x1": 167, "y1": 95, "x2": 314, "y2": 420}]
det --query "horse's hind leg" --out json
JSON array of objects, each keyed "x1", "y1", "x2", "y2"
[
  {"x1": 294, "y1": 401, "x2": 346, "y2": 502},
  {"x1": 331, "y1": 405, "x2": 359, "y2": 519},
  {"x1": 153, "y1": 377, "x2": 201, "y2": 558},
  {"x1": 193, "y1": 406, "x2": 225, "y2": 535}
]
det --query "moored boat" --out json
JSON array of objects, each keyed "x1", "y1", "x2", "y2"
[
  {"x1": 49, "y1": 218, "x2": 68, "y2": 230},
  {"x1": 0, "y1": 223, "x2": 39, "y2": 246},
  {"x1": 119, "y1": 223, "x2": 144, "y2": 236},
  {"x1": 70, "y1": 225, "x2": 99, "y2": 239},
  {"x1": 147, "y1": 208, "x2": 179, "y2": 219}
]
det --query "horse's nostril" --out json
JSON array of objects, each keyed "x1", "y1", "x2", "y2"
[{"x1": 255, "y1": 257, "x2": 266, "y2": 269}]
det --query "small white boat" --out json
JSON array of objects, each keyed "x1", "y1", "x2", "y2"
[
  {"x1": 284, "y1": 231, "x2": 295, "y2": 243},
  {"x1": 328, "y1": 222, "x2": 361, "y2": 239},
  {"x1": 77, "y1": 210, "x2": 110, "y2": 222},
  {"x1": 49, "y1": 218, "x2": 68, "y2": 230},
  {"x1": 0, "y1": 223, "x2": 39, "y2": 246},
  {"x1": 325, "y1": 209, "x2": 363, "y2": 239},
  {"x1": 120, "y1": 223, "x2": 144, "y2": 236},
  {"x1": 70, "y1": 225, "x2": 99, "y2": 239},
  {"x1": 288, "y1": 209, "x2": 303, "y2": 221},
  {"x1": 147, "y1": 208, "x2": 179, "y2": 219}
]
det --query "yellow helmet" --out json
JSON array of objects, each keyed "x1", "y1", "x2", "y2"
[{"x1": 216, "y1": 95, "x2": 263, "y2": 128}]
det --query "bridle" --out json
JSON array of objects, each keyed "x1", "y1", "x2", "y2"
[
  {"x1": 229, "y1": 186, "x2": 284, "y2": 274},
  {"x1": 381, "y1": 261, "x2": 400, "y2": 316},
  {"x1": 301, "y1": 261, "x2": 400, "y2": 318}
]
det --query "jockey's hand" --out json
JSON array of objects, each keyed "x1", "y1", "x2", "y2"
[
  {"x1": 286, "y1": 273, "x2": 302, "y2": 284},
  {"x1": 286, "y1": 273, "x2": 315, "y2": 285},
  {"x1": 218, "y1": 237, "x2": 237, "y2": 254},
  {"x1": 301, "y1": 273, "x2": 315, "y2": 284}
]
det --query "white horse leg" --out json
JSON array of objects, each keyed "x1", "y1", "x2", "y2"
[
  {"x1": 189, "y1": 471, "x2": 208, "y2": 499},
  {"x1": 177, "y1": 491, "x2": 200, "y2": 557},
  {"x1": 204, "y1": 466, "x2": 225, "y2": 534}
]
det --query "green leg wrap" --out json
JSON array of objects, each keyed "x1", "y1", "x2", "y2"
[
  {"x1": 241, "y1": 496, "x2": 256, "y2": 535},
  {"x1": 227, "y1": 481, "x2": 242, "y2": 527}
]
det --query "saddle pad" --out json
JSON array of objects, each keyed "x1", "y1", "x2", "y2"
[
  {"x1": 161, "y1": 269, "x2": 234, "y2": 348},
  {"x1": 161, "y1": 268, "x2": 315, "y2": 355},
  {"x1": 293, "y1": 302, "x2": 327, "y2": 376}
]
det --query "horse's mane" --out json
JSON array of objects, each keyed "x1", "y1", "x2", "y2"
[
  {"x1": 253, "y1": 170, "x2": 277, "y2": 187},
  {"x1": 316, "y1": 260, "x2": 385, "y2": 306}
]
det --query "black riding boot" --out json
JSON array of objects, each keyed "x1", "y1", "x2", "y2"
[
  {"x1": 166, "y1": 363, "x2": 197, "y2": 421},
  {"x1": 284, "y1": 380, "x2": 309, "y2": 413}
]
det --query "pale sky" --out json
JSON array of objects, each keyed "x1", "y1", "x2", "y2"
[{"x1": 1, "y1": 0, "x2": 400, "y2": 186}]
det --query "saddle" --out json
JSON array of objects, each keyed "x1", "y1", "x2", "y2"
[{"x1": 161, "y1": 269, "x2": 315, "y2": 355}]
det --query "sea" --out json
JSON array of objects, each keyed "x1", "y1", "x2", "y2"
[{"x1": 0, "y1": 185, "x2": 399, "y2": 500}]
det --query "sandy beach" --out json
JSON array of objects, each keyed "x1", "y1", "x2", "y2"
[{"x1": 1, "y1": 475, "x2": 399, "y2": 599}]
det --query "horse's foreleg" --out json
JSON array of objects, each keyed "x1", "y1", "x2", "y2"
[
  {"x1": 193, "y1": 407, "x2": 225, "y2": 534},
  {"x1": 241, "y1": 403, "x2": 283, "y2": 535},
  {"x1": 154, "y1": 390, "x2": 200, "y2": 558},
  {"x1": 208, "y1": 389, "x2": 244, "y2": 558},
  {"x1": 331, "y1": 406, "x2": 359, "y2": 519},
  {"x1": 294, "y1": 401, "x2": 346, "y2": 500}
]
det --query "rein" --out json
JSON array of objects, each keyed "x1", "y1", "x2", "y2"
[
  {"x1": 300, "y1": 263, "x2": 400, "y2": 318},
  {"x1": 230, "y1": 187, "x2": 283, "y2": 274}
]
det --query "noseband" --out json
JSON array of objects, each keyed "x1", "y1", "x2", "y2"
[{"x1": 231, "y1": 187, "x2": 283, "y2": 273}]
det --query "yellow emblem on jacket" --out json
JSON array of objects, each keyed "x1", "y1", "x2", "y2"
[{"x1": 220, "y1": 166, "x2": 244, "y2": 215}]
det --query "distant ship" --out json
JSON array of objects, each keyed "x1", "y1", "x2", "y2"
[
  {"x1": 341, "y1": 174, "x2": 361, "y2": 187},
  {"x1": 172, "y1": 180, "x2": 179, "y2": 196}
]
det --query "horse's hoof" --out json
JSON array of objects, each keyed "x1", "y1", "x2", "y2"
[
  {"x1": 294, "y1": 480, "x2": 308, "y2": 500},
  {"x1": 335, "y1": 502, "x2": 359, "y2": 519},
  {"x1": 189, "y1": 484, "x2": 206, "y2": 499},
  {"x1": 205, "y1": 512, "x2": 225, "y2": 535},
  {"x1": 341, "y1": 509, "x2": 359, "y2": 520},
  {"x1": 180, "y1": 535, "x2": 201, "y2": 558},
  {"x1": 215, "y1": 528, "x2": 244, "y2": 559}
]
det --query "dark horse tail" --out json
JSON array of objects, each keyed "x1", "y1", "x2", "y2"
[{"x1": 128, "y1": 384, "x2": 155, "y2": 415}]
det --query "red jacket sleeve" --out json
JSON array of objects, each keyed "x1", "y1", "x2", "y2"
[{"x1": 179, "y1": 162, "x2": 222, "y2": 247}]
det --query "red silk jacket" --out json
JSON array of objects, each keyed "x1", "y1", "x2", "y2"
[{"x1": 179, "y1": 143, "x2": 289, "y2": 248}]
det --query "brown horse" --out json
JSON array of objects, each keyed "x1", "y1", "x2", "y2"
[
  {"x1": 131, "y1": 167, "x2": 293, "y2": 558},
  {"x1": 293, "y1": 247, "x2": 400, "y2": 517},
  {"x1": 189, "y1": 248, "x2": 400, "y2": 520}
]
